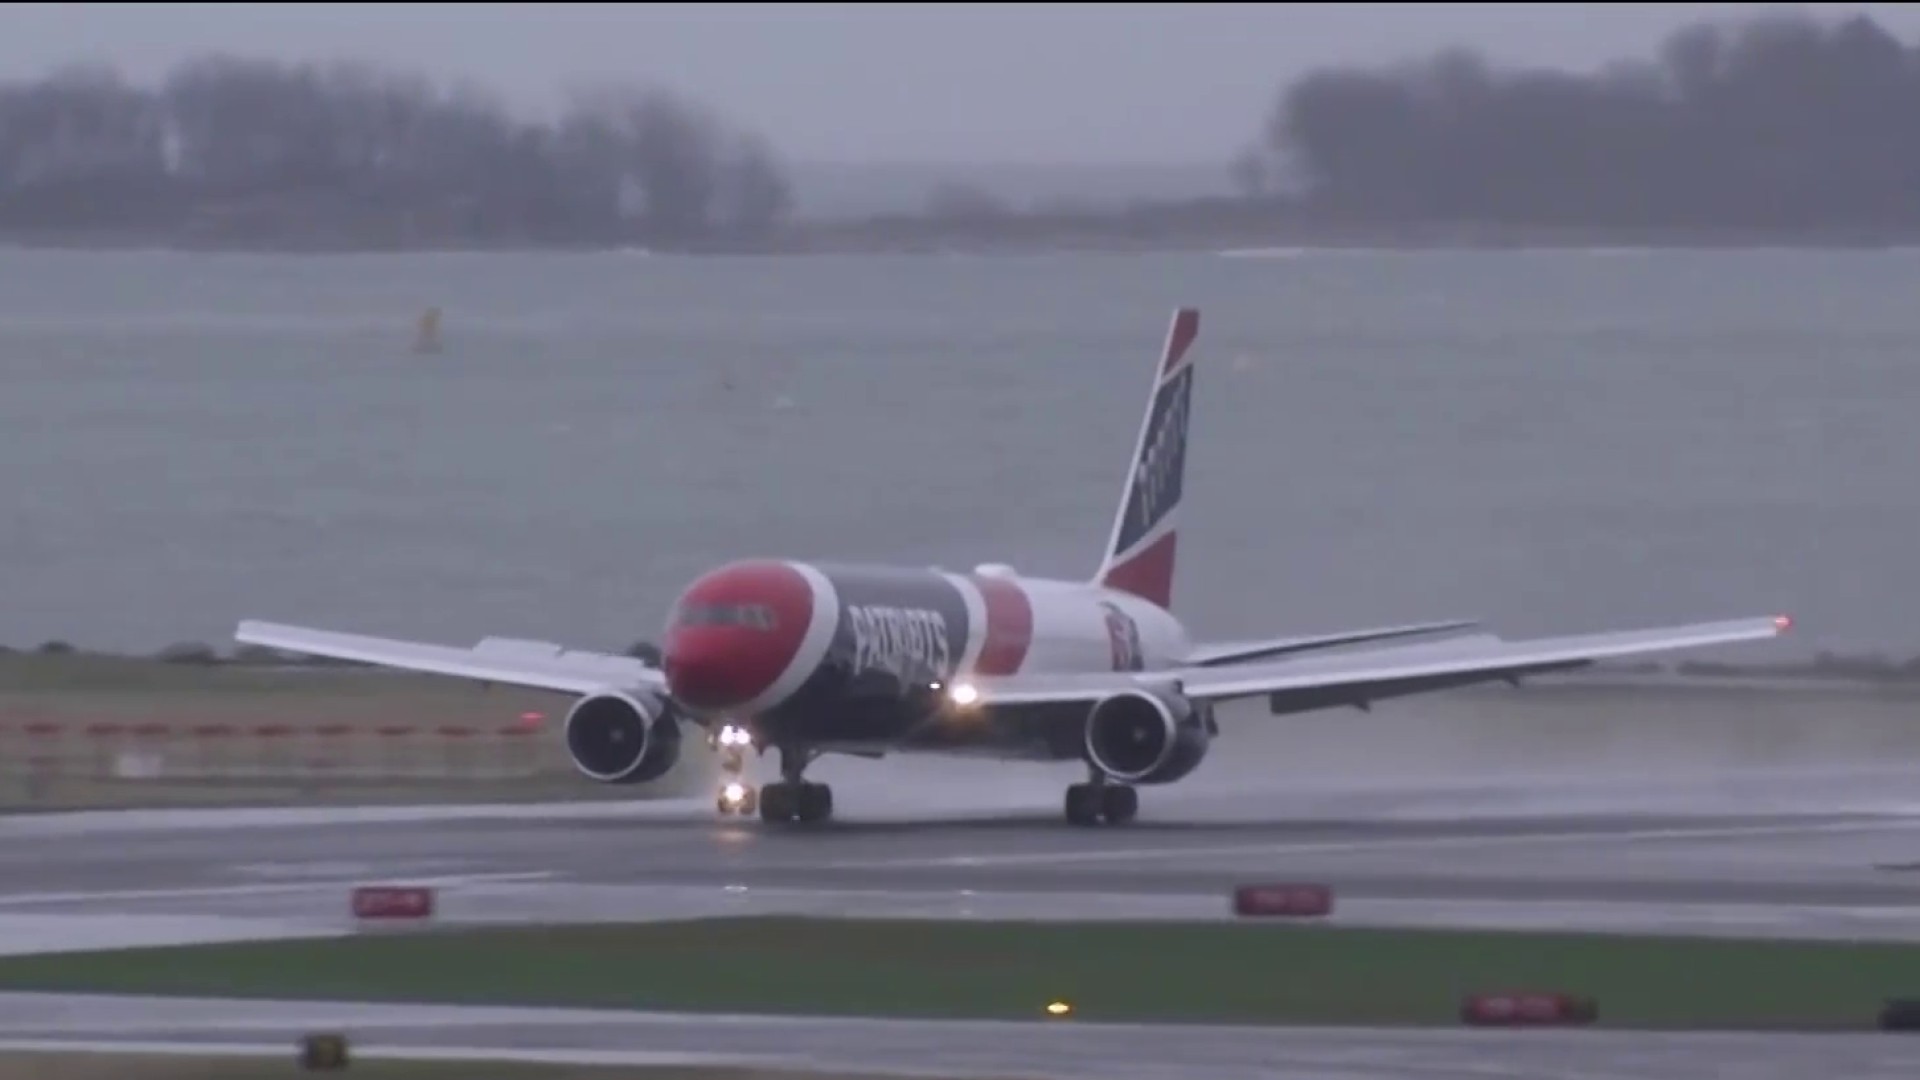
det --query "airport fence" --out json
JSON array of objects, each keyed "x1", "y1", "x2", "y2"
[{"x1": 0, "y1": 710, "x2": 704, "y2": 809}]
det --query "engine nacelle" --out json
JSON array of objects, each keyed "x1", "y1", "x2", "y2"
[
  {"x1": 1082, "y1": 686, "x2": 1211, "y2": 785},
  {"x1": 563, "y1": 689, "x2": 683, "y2": 785}
]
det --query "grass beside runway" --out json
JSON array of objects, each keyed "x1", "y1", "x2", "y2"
[
  {"x1": 0, "y1": 1054, "x2": 953, "y2": 1080},
  {"x1": 0, "y1": 917, "x2": 1916, "y2": 1029}
]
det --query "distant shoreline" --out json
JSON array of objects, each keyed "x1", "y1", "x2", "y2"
[{"x1": 7, "y1": 215, "x2": 1920, "y2": 257}]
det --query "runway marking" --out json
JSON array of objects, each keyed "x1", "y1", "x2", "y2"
[
  {"x1": 0, "y1": 1040, "x2": 766, "y2": 1070},
  {"x1": 0, "y1": 799, "x2": 707, "y2": 837},
  {"x1": 0, "y1": 992, "x2": 1317, "y2": 1034},
  {"x1": 0, "y1": 871, "x2": 556, "y2": 908},
  {"x1": 228, "y1": 858, "x2": 497, "y2": 881},
  {"x1": 825, "y1": 818, "x2": 1920, "y2": 870},
  {"x1": 231, "y1": 861, "x2": 378, "y2": 879}
]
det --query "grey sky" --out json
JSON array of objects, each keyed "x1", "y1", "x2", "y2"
[{"x1": 6, "y1": 3, "x2": 1919, "y2": 164}]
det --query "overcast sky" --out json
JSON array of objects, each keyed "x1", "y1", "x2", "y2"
[{"x1": 6, "y1": 3, "x2": 1919, "y2": 164}]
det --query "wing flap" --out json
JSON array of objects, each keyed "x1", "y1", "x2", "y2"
[
  {"x1": 234, "y1": 620, "x2": 665, "y2": 697},
  {"x1": 958, "y1": 615, "x2": 1790, "y2": 709},
  {"x1": 1186, "y1": 619, "x2": 1479, "y2": 666}
]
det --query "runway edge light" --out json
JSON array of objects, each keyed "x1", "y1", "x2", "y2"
[
  {"x1": 1878, "y1": 998, "x2": 1920, "y2": 1031},
  {"x1": 299, "y1": 1032, "x2": 349, "y2": 1070}
]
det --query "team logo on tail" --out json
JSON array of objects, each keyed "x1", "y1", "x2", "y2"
[
  {"x1": 1097, "y1": 306, "x2": 1197, "y2": 611},
  {"x1": 1116, "y1": 364, "x2": 1192, "y2": 552}
]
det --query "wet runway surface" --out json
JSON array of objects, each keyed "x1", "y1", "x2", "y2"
[
  {"x1": 1, "y1": 763, "x2": 1919, "y2": 942},
  {"x1": 3, "y1": 701, "x2": 1920, "y2": 1077}
]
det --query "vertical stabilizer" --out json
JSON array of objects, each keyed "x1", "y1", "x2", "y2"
[{"x1": 1094, "y1": 307, "x2": 1198, "y2": 610}]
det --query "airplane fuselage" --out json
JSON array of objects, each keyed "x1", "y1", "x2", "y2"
[{"x1": 660, "y1": 558, "x2": 1191, "y2": 757}]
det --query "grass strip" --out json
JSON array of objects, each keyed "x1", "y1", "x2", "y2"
[{"x1": 0, "y1": 916, "x2": 1914, "y2": 1028}]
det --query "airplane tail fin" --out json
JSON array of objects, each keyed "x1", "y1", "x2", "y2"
[{"x1": 1094, "y1": 307, "x2": 1198, "y2": 611}]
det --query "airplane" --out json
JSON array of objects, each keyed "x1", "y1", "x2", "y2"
[{"x1": 234, "y1": 306, "x2": 1792, "y2": 828}]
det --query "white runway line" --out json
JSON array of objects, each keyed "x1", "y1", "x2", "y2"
[
  {"x1": 0, "y1": 1040, "x2": 777, "y2": 1071},
  {"x1": 0, "y1": 871, "x2": 555, "y2": 909},
  {"x1": 0, "y1": 915, "x2": 347, "y2": 957},
  {"x1": 827, "y1": 817, "x2": 1920, "y2": 869},
  {"x1": 0, "y1": 799, "x2": 707, "y2": 837}
]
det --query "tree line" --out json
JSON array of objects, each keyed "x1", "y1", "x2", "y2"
[
  {"x1": 1238, "y1": 12, "x2": 1920, "y2": 234},
  {"x1": 8, "y1": 12, "x2": 1920, "y2": 250},
  {"x1": 0, "y1": 55, "x2": 792, "y2": 249}
]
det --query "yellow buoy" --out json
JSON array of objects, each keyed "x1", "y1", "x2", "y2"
[{"x1": 413, "y1": 306, "x2": 443, "y2": 354}]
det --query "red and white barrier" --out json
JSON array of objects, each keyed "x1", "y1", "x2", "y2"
[
  {"x1": 350, "y1": 885, "x2": 436, "y2": 922},
  {"x1": 1230, "y1": 883, "x2": 1334, "y2": 918},
  {"x1": 1459, "y1": 992, "x2": 1597, "y2": 1026},
  {"x1": 0, "y1": 714, "x2": 555, "y2": 791}
]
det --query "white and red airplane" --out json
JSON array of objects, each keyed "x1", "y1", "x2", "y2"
[{"x1": 235, "y1": 307, "x2": 1791, "y2": 828}]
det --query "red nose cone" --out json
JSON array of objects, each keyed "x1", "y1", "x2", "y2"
[{"x1": 663, "y1": 560, "x2": 813, "y2": 713}]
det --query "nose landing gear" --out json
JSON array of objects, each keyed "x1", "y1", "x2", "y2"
[
  {"x1": 711, "y1": 723, "x2": 757, "y2": 816},
  {"x1": 707, "y1": 726, "x2": 831, "y2": 825},
  {"x1": 716, "y1": 777, "x2": 757, "y2": 815}
]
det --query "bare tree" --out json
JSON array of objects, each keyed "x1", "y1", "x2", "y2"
[
  {"x1": 0, "y1": 54, "x2": 794, "y2": 248},
  {"x1": 1241, "y1": 11, "x2": 1920, "y2": 233}
]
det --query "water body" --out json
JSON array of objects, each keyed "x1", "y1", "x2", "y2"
[{"x1": 0, "y1": 247, "x2": 1911, "y2": 658}]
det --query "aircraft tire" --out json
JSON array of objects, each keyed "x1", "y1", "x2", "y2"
[
  {"x1": 759, "y1": 782, "x2": 796, "y2": 823},
  {"x1": 759, "y1": 781, "x2": 833, "y2": 825},
  {"x1": 797, "y1": 782, "x2": 834, "y2": 823},
  {"x1": 1065, "y1": 783, "x2": 1103, "y2": 826},
  {"x1": 1101, "y1": 784, "x2": 1138, "y2": 824}
]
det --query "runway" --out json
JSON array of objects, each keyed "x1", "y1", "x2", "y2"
[
  {"x1": 4, "y1": 994, "x2": 1920, "y2": 1080},
  {"x1": 4, "y1": 755, "x2": 1920, "y2": 941},
  {"x1": 2, "y1": 690, "x2": 1920, "y2": 1076}
]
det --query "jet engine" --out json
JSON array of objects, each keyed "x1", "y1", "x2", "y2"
[
  {"x1": 563, "y1": 690, "x2": 683, "y2": 785},
  {"x1": 1082, "y1": 686, "x2": 1211, "y2": 785}
]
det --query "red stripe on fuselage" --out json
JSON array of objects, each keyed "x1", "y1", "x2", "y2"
[
  {"x1": 972, "y1": 575, "x2": 1034, "y2": 675},
  {"x1": 1100, "y1": 531, "x2": 1177, "y2": 611}
]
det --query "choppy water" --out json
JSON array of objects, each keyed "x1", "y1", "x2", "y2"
[{"x1": 0, "y1": 247, "x2": 1913, "y2": 657}]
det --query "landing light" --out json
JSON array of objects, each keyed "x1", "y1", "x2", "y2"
[
  {"x1": 1044, "y1": 1000, "x2": 1073, "y2": 1018},
  {"x1": 721, "y1": 782, "x2": 749, "y2": 805},
  {"x1": 948, "y1": 682, "x2": 980, "y2": 707},
  {"x1": 717, "y1": 724, "x2": 751, "y2": 747}
]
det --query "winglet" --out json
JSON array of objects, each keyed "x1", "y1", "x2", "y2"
[{"x1": 1095, "y1": 307, "x2": 1198, "y2": 610}]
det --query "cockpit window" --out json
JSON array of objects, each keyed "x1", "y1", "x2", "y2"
[{"x1": 675, "y1": 603, "x2": 779, "y2": 631}]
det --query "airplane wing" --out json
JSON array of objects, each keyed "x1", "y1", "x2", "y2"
[
  {"x1": 1185, "y1": 619, "x2": 1479, "y2": 666},
  {"x1": 955, "y1": 615, "x2": 1793, "y2": 712},
  {"x1": 234, "y1": 620, "x2": 667, "y2": 697}
]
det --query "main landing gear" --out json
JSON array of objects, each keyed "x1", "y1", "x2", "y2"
[
  {"x1": 1064, "y1": 775, "x2": 1137, "y2": 827},
  {"x1": 759, "y1": 745, "x2": 833, "y2": 826}
]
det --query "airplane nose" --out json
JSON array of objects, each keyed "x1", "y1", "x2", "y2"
[
  {"x1": 663, "y1": 643, "x2": 751, "y2": 712},
  {"x1": 661, "y1": 559, "x2": 818, "y2": 715}
]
